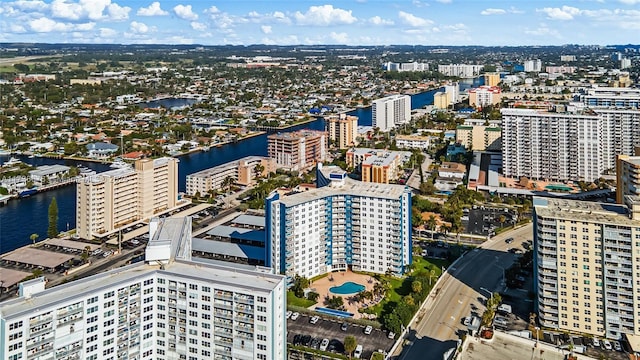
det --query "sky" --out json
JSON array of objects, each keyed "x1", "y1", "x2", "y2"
[{"x1": 0, "y1": 0, "x2": 639, "y2": 46}]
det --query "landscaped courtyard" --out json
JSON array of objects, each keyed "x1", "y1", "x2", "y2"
[{"x1": 310, "y1": 270, "x2": 382, "y2": 319}]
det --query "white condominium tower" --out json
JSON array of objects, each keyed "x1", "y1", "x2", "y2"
[
  {"x1": 265, "y1": 165, "x2": 413, "y2": 280},
  {"x1": 76, "y1": 157, "x2": 179, "y2": 240},
  {"x1": 0, "y1": 217, "x2": 287, "y2": 360},
  {"x1": 372, "y1": 94, "x2": 411, "y2": 132},
  {"x1": 437, "y1": 64, "x2": 484, "y2": 78},
  {"x1": 501, "y1": 108, "x2": 640, "y2": 182},
  {"x1": 534, "y1": 197, "x2": 640, "y2": 340}
]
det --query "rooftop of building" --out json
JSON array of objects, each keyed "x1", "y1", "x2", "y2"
[
  {"x1": 440, "y1": 162, "x2": 467, "y2": 173},
  {"x1": 533, "y1": 197, "x2": 639, "y2": 225},
  {"x1": 28, "y1": 164, "x2": 71, "y2": 176},
  {"x1": 187, "y1": 156, "x2": 266, "y2": 178},
  {"x1": 0, "y1": 217, "x2": 283, "y2": 320},
  {"x1": 394, "y1": 134, "x2": 431, "y2": 141},
  {"x1": 267, "y1": 129, "x2": 326, "y2": 140},
  {"x1": 275, "y1": 173, "x2": 409, "y2": 207},
  {"x1": 620, "y1": 156, "x2": 640, "y2": 166}
]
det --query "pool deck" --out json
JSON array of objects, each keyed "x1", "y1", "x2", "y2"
[{"x1": 310, "y1": 270, "x2": 380, "y2": 320}]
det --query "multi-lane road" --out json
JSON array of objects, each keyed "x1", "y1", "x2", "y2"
[{"x1": 397, "y1": 224, "x2": 533, "y2": 360}]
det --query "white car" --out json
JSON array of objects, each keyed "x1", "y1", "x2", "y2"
[
  {"x1": 463, "y1": 317, "x2": 471, "y2": 326},
  {"x1": 388, "y1": 331, "x2": 396, "y2": 339},
  {"x1": 592, "y1": 337, "x2": 600, "y2": 348},
  {"x1": 310, "y1": 316, "x2": 319, "y2": 324},
  {"x1": 290, "y1": 312, "x2": 300, "y2": 321},
  {"x1": 286, "y1": 311, "x2": 292, "y2": 319},
  {"x1": 613, "y1": 341, "x2": 622, "y2": 352},
  {"x1": 319, "y1": 338, "x2": 329, "y2": 351},
  {"x1": 602, "y1": 339, "x2": 612, "y2": 350},
  {"x1": 354, "y1": 345, "x2": 363, "y2": 359},
  {"x1": 364, "y1": 325, "x2": 373, "y2": 335},
  {"x1": 102, "y1": 251, "x2": 113, "y2": 258}
]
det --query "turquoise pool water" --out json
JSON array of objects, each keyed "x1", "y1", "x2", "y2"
[{"x1": 330, "y1": 281, "x2": 365, "y2": 295}]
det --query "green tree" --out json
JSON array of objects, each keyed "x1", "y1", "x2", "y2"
[
  {"x1": 254, "y1": 163, "x2": 265, "y2": 181},
  {"x1": 30, "y1": 233, "x2": 39, "y2": 245},
  {"x1": 47, "y1": 197, "x2": 59, "y2": 238},
  {"x1": 411, "y1": 280, "x2": 422, "y2": 294},
  {"x1": 344, "y1": 335, "x2": 357, "y2": 359}
]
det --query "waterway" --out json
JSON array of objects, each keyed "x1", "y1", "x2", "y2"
[{"x1": 0, "y1": 88, "x2": 440, "y2": 254}]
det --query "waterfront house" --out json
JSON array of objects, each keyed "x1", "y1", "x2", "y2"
[{"x1": 86, "y1": 142, "x2": 119, "y2": 159}]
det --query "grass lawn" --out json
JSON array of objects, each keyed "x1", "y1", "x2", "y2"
[
  {"x1": 287, "y1": 291, "x2": 315, "y2": 308},
  {"x1": 365, "y1": 257, "x2": 451, "y2": 317}
]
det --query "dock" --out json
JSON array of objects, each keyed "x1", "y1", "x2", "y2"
[{"x1": 0, "y1": 194, "x2": 15, "y2": 206}]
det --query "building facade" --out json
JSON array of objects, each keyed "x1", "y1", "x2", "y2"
[
  {"x1": 501, "y1": 108, "x2": 640, "y2": 182},
  {"x1": 617, "y1": 155, "x2": 640, "y2": 204},
  {"x1": 372, "y1": 95, "x2": 411, "y2": 132},
  {"x1": 326, "y1": 114, "x2": 359, "y2": 149},
  {"x1": 267, "y1": 130, "x2": 327, "y2": 171},
  {"x1": 581, "y1": 86, "x2": 640, "y2": 108},
  {"x1": 455, "y1": 125, "x2": 502, "y2": 151},
  {"x1": 186, "y1": 156, "x2": 274, "y2": 197},
  {"x1": 346, "y1": 148, "x2": 411, "y2": 184},
  {"x1": 394, "y1": 134, "x2": 431, "y2": 150},
  {"x1": 523, "y1": 59, "x2": 542, "y2": 72},
  {"x1": 0, "y1": 217, "x2": 287, "y2": 360},
  {"x1": 484, "y1": 73, "x2": 500, "y2": 87},
  {"x1": 534, "y1": 197, "x2": 640, "y2": 340},
  {"x1": 437, "y1": 64, "x2": 484, "y2": 78},
  {"x1": 76, "y1": 158, "x2": 178, "y2": 240},
  {"x1": 265, "y1": 166, "x2": 412, "y2": 279},
  {"x1": 468, "y1": 86, "x2": 502, "y2": 109}
]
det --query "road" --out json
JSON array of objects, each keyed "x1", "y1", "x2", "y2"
[
  {"x1": 398, "y1": 224, "x2": 533, "y2": 360},
  {"x1": 407, "y1": 152, "x2": 432, "y2": 190}
]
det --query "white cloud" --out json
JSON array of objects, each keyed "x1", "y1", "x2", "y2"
[
  {"x1": 130, "y1": 21, "x2": 149, "y2": 34},
  {"x1": 481, "y1": 8, "x2": 506, "y2": 16},
  {"x1": 398, "y1": 11, "x2": 433, "y2": 27},
  {"x1": 75, "y1": 22, "x2": 95, "y2": 31},
  {"x1": 260, "y1": 25, "x2": 272, "y2": 34},
  {"x1": 538, "y1": 6, "x2": 582, "y2": 20},
  {"x1": 412, "y1": 0, "x2": 429, "y2": 7},
  {"x1": 524, "y1": 24, "x2": 560, "y2": 37},
  {"x1": 190, "y1": 21, "x2": 207, "y2": 31},
  {"x1": 9, "y1": 23, "x2": 27, "y2": 33},
  {"x1": 49, "y1": 0, "x2": 130, "y2": 22},
  {"x1": 294, "y1": 5, "x2": 357, "y2": 26},
  {"x1": 435, "y1": 0, "x2": 452, "y2": 3},
  {"x1": 619, "y1": 0, "x2": 640, "y2": 4},
  {"x1": 330, "y1": 32, "x2": 348, "y2": 43},
  {"x1": 29, "y1": 17, "x2": 73, "y2": 32},
  {"x1": 204, "y1": 6, "x2": 219, "y2": 14},
  {"x1": 173, "y1": 4, "x2": 198, "y2": 21},
  {"x1": 369, "y1": 16, "x2": 394, "y2": 26},
  {"x1": 137, "y1": 2, "x2": 168, "y2": 16},
  {"x1": 99, "y1": 27, "x2": 117, "y2": 38},
  {"x1": 246, "y1": 10, "x2": 291, "y2": 24}
]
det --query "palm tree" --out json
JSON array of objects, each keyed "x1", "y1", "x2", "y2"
[
  {"x1": 30, "y1": 233, "x2": 39, "y2": 245},
  {"x1": 221, "y1": 176, "x2": 235, "y2": 208},
  {"x1": 254, "y1": 163, "x2": 265, "y2": 183},
  {"x1": 426, "y1": 215, "x2": 437, "y2": 240},
  {"x1": 344, "y1": 335, "x2": 357, "y2": 360}
]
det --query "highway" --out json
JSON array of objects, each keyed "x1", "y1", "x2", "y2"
[{"x1": 398, "y1": 224, "x2": 533, "y2": 360}]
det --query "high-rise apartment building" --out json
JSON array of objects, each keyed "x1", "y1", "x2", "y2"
[
  {"x1": 444, "y1": 83, "x2": 460, "y2": 104},
  {"x1": 468, "y1": 86, "x2": 502, "y2": 109},
  {"x1": 265, "y1": 165, "x2": 412, "y2": 279},
  {"x1": 76, "y1": 158, "x2": 179, "y2": 240},
  {"x1": 186, "y1": 156, "x2": 274, "y2": 196},
  {"x1": 533, "y1": 197, "x2": 640, "y2": 340},
  {"x1": 437, "y1": 64, "x2": 484, "y2": 78},
  {"x1": 617, "y1": 155, "x2": 640, "y2": 204},
  {"x1": 523, "y1": 59, "x2": 542, "y2": 72},
  {"x1": 372, "y1": 94, "x2": 411, "y2": 132},
  {"x1": 501, "y1": 108, "x2": 640, "y2": 182},
  {"x1": 346, "y1": 148, "x2": 411, "y2": 184},
  {"x1": 581, "y1": 86, "x2": 640, "y2": 108},
  {"x1": 326, "y1": 113, "x2": 359, "y2": 149},
  {"x1": 0, "y1": 217, "x2": 287, "y2": 360},
  {"x1": 455, "y1": 125, "x2": 502, "y2": 151},
  {"x1": 267, "y1": 130, "x2": 327, "y2": 171},
  {"x1": 433, "y1": 92, "x2": 448, "y2": 109},
  {"x1": 384, "y1": 62, "x2": 429, "y2": 72},
  {"x1": 483, "y1": 73, "x2": 500, "y2": 87}
]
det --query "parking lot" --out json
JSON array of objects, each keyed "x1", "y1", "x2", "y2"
[
  {"x1": 464, "y1": 207, "x2": 518, "y2": 236},
  {"x1": 287, "y1": 313, "x2": 395, "y2": 359}
]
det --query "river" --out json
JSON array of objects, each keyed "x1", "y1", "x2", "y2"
[{"x1": 0, "y1": 88, "x2": 440, "y2": 254}]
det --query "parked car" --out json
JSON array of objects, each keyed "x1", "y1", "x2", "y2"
[
  {"x1": 613, "y1": 340, "x2": 622, "y2": 352},
  {"x1": 364, "y1": 325, "x2": 373, "y2": 335},
  {"x1": 319, "y1": 338, "x2": 329, "y2": 351},
  {"x1": 592, "y1": 337, "x2": 600, "y2": 348},
  {"x1": 463, "y1": 317, "x2": 471, "y2": 326},
  {"x1": 388, "y1": 331, "x2": 396, "y2": 339},
  {"x1": 505, "y1": 237, "x2": 514, "y2": 244},
  {"x1": 603, "y1": 339, "x2": 612, "y2": 350},
  {"x1": 286, "y1": 311, "x2": 292, "y2": 319},
  {"x1": 354, "y1": 345, "x2": 363, "y2": 359},
  {"x1": 341, "y1": 322, "x2": 349, "y2": 331},
  {"x1": 310, "y1": 316, "x2": 319, "y2": 324},
  {"x1": 291, "y1": 312, "x2": 300, "y2": 321}
]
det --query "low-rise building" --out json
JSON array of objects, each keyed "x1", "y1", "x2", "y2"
[
  {"x1": 346, "y1": 148, "x2": 411, "y2": 184},
  {"x1": 468, "y1": 86, "x2": 502, "y2": 109},
  {"x1": 394, "y1": 134, "x2": 431, "y2": 150},
  {"x1": 186, "y1": 156, "x2": 274, "y2": 196},
  {"x1": 456, "y1": 125, "x2": 502, "y2": 151},
  {"x1": 435, "y1": 162, "x2": 466, "y2": 191}
]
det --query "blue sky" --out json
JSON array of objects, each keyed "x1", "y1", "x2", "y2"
[{"x1": 1, "y1": 0, "x2": 639, "y2": 46}]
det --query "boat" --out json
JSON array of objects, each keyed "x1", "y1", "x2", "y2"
[
  {"x1": 0, "y1": 149, "x2": 11, "y2": 156},
  {"x1": 19, "y1": 188, "x2": 38, "y2": 198},
  {"x1": 110, "y1": 160, "x2": 131, "y2": 169},
  {"x1": 2, "y1": 157, "x2": 22, "y2": 167}
]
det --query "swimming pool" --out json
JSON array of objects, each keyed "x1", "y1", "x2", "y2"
[
  {"x1": 330, "y1": 281, "x2": 365, "y2": 295},
  {"x1": 315, "y1": 307, "x2": 354, "y2": 318}
]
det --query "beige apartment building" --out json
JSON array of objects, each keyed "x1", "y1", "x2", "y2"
[
  {"x1": 484, "y1": 72, "x2": 501, "y2": 87},
  {"x1": 346, "y1": 148, "x2": 411, "y2": 184},
  {"x1": 434, "y1": 92, "x2": 449, "y2": 109},
  {"x1": 185, "y1": 156, "x2": 274, "y2": 196},
  {"x1": 76, "y1": 158, "x2": 178, "y2": 240},
  {"x1": 327, "y1": 113, "x2": 358, "y2": 149},
  {"x1": 617, "y1": 155, "x2": 640, "y2": 204},
  {"x1": 468, "y1": 86, "x2": 502, "y2": 109},
  {"x1": 455, "y1": 125, "x2": 502, "y2": 151},
  {"x1": 267, "y1": 130, "x2": 327, "y2": 171}
]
